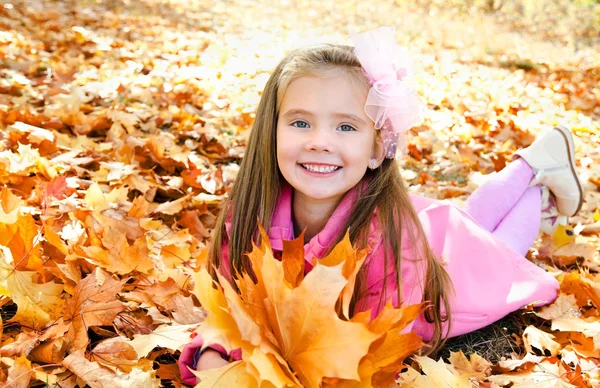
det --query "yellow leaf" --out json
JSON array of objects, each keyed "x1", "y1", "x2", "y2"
[
  {"x1": 258, "y1": 246, "x2": 378, "y2": 386},
  {"x1": 126, "y1": 323, "x2": 199, "y2": 357},
  {"x1": 246, "y1": 349, "x2": 297, "y2": 387},
  {"x1": 83, "y1": 183, "x2": 128, "y2": 211},
  {"x1": 194, "y1": 360, "x2": 258, "y2": 387},
  {"x1": 193, "y1": 269, "x2": 243, "y2": 352},
  {"x1": 152, "y1": 193, "x2": 191, "y2": 215},
  {"x1": 0, "y1": 246, "x2": 64, "y2": 329},
  {"x1": 317, "y1": 231, "x2": 368, "y2": 319},
  {"x1": 594, "y1": 208, "x2": 600, "y2": 222},
  {"x1": 551, "y1": 224, "x2": 575, "y2": 249},
  {"x1": 397, "y1": 356, "x2": 471, "y2": 388},
  {"x1": 0, "y1": 187, "x2": 22, "y2": 224}
]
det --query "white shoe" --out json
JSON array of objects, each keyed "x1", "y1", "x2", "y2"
[{"x1": 513, "y1": 126, "x2": 583, "y2": 217}]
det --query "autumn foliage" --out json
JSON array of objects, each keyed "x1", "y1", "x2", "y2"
[
  {"x1": 1, "y1": 0, "x2": 600, "y2": 387},
  {"x1": 190, "y1": 229, "x2": 424, "y2": 387}
]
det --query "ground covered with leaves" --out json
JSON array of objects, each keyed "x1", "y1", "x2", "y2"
[{"x1": 0, "y1": 0, "x2": 599, "y2": 386}]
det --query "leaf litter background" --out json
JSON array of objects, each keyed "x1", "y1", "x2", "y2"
[{"x1": 1, "y1": 0, "x2": 600, "y2": 386}]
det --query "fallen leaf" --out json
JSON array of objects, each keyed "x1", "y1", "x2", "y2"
[{"x1": 63, "y1": 269, "x2": 125, "y2": 350}]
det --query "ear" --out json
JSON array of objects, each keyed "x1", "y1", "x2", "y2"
[{"x1": 369, "y1": 131, "x2": 386, "y2": 169}]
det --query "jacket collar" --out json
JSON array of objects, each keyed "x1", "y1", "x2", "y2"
[{"x1": 268, "y1": 182, "x2": 361, "y2": 269}]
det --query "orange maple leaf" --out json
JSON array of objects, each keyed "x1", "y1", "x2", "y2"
[
  {"x1": 193, "y1": 227, "x2": 424, "y2": 387},
  {"x1": 63, "y1": 269, "x2": 126, "y2": 350}
]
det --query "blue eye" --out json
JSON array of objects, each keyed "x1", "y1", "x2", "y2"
[
  {"x1": 338, "y1": 124, "x2": 356, "y2": 132},
  {"x1": 291, "y1": 121, "x2": 309, "y2": 129}
]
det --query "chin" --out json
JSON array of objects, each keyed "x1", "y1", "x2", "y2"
[{"x1": 298, "y1": 188, "x2": 345, "y2": 201}]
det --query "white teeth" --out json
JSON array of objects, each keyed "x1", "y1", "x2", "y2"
[{"x1": 302, "y1": 164, "x2": 338, "y2": 173}]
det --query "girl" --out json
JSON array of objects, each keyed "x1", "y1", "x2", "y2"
[{"x1": 178, "y1": 27, "x2": 583, "y2": 385}]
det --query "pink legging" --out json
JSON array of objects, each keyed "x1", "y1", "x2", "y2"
[{"x1": 463, "y1": 158, "x2": 541, "y2": 256}]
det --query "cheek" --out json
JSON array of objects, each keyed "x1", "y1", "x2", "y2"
[
  {"x1": 276, "y1": 128, "x2": 299, "y2": 154},
  {"x1": 276, "y1": 128, "x2": 294, "y2": 165}
]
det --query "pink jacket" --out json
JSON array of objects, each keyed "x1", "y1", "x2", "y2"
[{"x1": 179, "y1": 183, "x2": 558, "y2": 385}]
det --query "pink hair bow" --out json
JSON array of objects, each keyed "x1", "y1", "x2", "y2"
[{"x1": 350, "y1": 27, "x2": 425, "y2": 158}]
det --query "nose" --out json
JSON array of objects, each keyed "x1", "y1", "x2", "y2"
[{"x1": 306, "y1": 126, "x2": 333, "y2": 153}]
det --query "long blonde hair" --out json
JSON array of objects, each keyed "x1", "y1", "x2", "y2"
[{"x1": 208, "y1": 43, "x2": 454, "y2": 352}]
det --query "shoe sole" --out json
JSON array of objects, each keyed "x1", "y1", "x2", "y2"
[{"x1": 553, "y1": 125, "x2": 584, "y2": 216}]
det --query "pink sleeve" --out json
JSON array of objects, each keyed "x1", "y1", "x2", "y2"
[{"x1": 178, "y1": 334, "x2": 242, "y2": 386}]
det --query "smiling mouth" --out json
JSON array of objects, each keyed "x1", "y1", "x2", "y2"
[{"x1": 299, "y1": 163, "x2": 341, "y2": 173}]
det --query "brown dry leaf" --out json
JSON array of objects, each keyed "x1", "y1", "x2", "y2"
[
  {"x1": 552, "y1": 242, "x2": 597, "y2": 268},
  {"x1": 90, "y1": 340, "x2": 138, "y2": 373},
  {"x1": 0, "y1": 330, "x2": 39, "y2": 358},
  {"x1": 535, "y1": 293, "x2": 580, "y2": 320},
  {"x1": 447, "y1": 350, "x2": 492, "y2": 379},
  {"x1": 63, "y1": 349, "x2": 160, "y2": 388},
  {"x1": 550, "y1": 316, "x2": 600, "y2": 339},
  {"x1": 155, "y1": 363, "x2": 181, "y2": 382},
  {"x1": 178, "y1": 210, "x2": 210, "y2": 239},
  {"x1": 523, "y1": 325, "x2": 562, "y2": 357},
  {"x1": 487, "y1": 358, "x2": 577, "y2": 387},
  {"x1": 6, "y1": 355, "x2": 32, "y2": 388},
  {"x1": 171, "y1": 294, "x2": 207, "y2": 324},
  {"x1": 63, "y1": 269, "x2": 126, "y2": 350},
  {"x1": 28, "y1": 321, "x2": 71, "y2": 363}
]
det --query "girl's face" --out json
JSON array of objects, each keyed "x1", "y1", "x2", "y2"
[{"x1": 276, "y1": 74, "x2": 383, "y2": 206}]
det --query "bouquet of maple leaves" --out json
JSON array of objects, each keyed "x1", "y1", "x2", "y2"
[{"x1": 190, "y1": 227, "x2": 425, "y2": 387}]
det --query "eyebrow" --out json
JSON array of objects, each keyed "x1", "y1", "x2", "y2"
[{"x1": 281, "y1": 108, "x2": 367, "y2": 126}]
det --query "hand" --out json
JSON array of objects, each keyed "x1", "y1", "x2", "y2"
[{"x1": 195, "y1": 349, "x2": 231, "y2": 383}]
